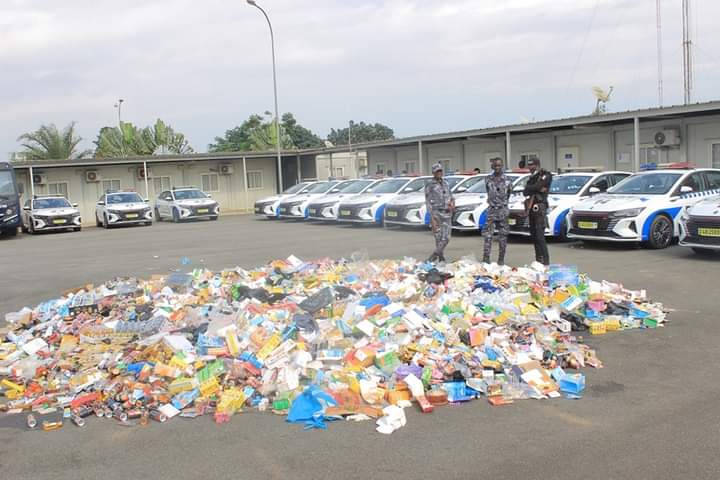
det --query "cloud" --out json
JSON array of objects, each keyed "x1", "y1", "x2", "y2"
[{"x1": 1, "y1": 0, "x2": 719, "y2": 157}]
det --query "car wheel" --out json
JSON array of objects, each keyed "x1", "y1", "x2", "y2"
[
  {"x1": 74, "y1": 227, "x2": 81, "y2": 232},
  {"x1": 95, "y1": 214, "x2": 102, "y2": 227},
  {"x1": 102, "y1": 213, "x2": 109, "y2": 229},
  {"x1": 645, "y1": 215, "x2": 673, "y2": 249},
  {"x1": 558, "y1": 217, "x2": 568, "y2": 242},
  {"x1": 172, "y1": 208, "x2": 181, "y2": 223},
  {"x1": 154, "y1": 208, "x2": 162, "y2": 222},
  {"x1": 4, "y1": 227, "x2": 18, "y2": 237},
  {"x1": 692, "y1": 247, "x2": 717, "y2": 255},
  {"x1": 210, "y1": 216, "x2": 218, "y2": 221},
  {"x1": 28, "y1": 219, "x2": 35, "y2": 234}
]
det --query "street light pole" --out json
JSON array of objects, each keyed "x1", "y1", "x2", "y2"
[
  {"x1": 114, "y1": 98, "x2": 125, "y2": 157},
  {"x1": 247, "y1": 0, "x2": 283, "y2": 191}
]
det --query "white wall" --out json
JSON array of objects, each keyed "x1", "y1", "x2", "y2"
[{"x1": 315, "y1": 151, "x2": 366, "y2": 180}]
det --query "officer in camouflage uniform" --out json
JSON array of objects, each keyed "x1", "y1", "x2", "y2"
[
  {"x1": 425, "y1": 163, "x2": 455, "y2": 263},
  {"x1": 482, "y1": 157, "x2": 512, "y2": 265}
]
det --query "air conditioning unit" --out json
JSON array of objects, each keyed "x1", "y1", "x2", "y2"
[
  {"x1": 137, "y1": 167, "x2": 152, "y2": 180},
  {"x1": 219, "y1": 164, "x2": 234, "y2": 175},
  {"x1": 653, "y1": 129, "x2": 681, "y2": 147},
  {"x1": 85, "y1": 170, "x2": 102, "y2": 183},
  {"x1": 33, "y1": 174, "x2": 48, "y2": 185}
]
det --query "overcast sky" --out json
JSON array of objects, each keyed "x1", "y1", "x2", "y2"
[{"x1": 1, "y1": 0, "x2": 719, "y2": 157}]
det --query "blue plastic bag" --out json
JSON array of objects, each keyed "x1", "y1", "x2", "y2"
[{"x1": 287, "y1": 385, "x2": 338, "y2": 430}]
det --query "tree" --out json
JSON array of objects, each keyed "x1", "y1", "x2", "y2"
[
  {"x1": 17, "y1": 122, "x2": 91, "y2": 160},
  {"x1": 327, "y1": 121, "x2": 394, "y2": 146},
  {"x1": 94, "y1": 119, "x2": 193, "y2": 158},
  {"x1": 209, "y1": 112, "x2": 322, "y2": 152}
]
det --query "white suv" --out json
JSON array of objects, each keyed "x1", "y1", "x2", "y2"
[
  {"x1": 21, "y1": 195, "x2": 82, "y2": 234},
  {"x1": 95, "y1": 190, "x2": 152, "y2": 228},
  {"x1": 155, "y1": 186, "x2": 219, "y2": 222}
]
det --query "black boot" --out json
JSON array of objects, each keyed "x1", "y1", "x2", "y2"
[{"x1": 426, "y1": 253, "x2": 438, "y2": 263}]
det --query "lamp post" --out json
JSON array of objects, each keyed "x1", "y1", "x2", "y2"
[
  {"x1": 114, "y1": 99, "x2": 124, "y2": 126},
  {"x1": 247, "y1": 0, "x2": 283, "y2": 191}
]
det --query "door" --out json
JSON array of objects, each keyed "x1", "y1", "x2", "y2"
[{"x1": 557, "y1": 147, "x2": 580, "y2": 170}]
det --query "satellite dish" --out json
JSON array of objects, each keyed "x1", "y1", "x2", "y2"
[{"x1": 591, "y1": 86, "x2": 614, "y2": 115}]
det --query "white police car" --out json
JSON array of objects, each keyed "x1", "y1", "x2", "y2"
[
  {"x1": 567, "y1": 165, "x2": 720, "y2": 249},
  {"x1": 254, "y1": 182, "x2": 312, "y2": 219},
  {"x1": 337, "y1": 176, "x2": 430, "y2": 225},
  {"x1": 384, "y1": 174, "x2": 482, "y2": 227},
  {"x1": 277, "y1": 180, "x2": 346, "y2": 219},
  {"x1": 154, "y1": 186, "x2": 219, "y2": 222},
  {"x1": 508, "y1": 170, "x2": 631, "y2": 240},
  {"x1": 21, "y1": 195, "x2": 82, "y2": 234},
  {"x1": 452, "y1": 172, "x2": 530, "y2": 232},
  {"x1": 679, "y1": 192, "x2": 720, "y2": 254},
  {"x1": 307, "y1": 179, "x2": 379, "y2": 221},
  {"x1": 95, "y1": 190, "x2": 152, "y2": 228}
]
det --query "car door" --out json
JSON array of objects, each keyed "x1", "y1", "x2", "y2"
[
  {"x1": 701, "y1": 170, "x2": 720, "y2": 195},
  {"x1": 672, "y1": 172, "x2": 706, "y2": 232},
  {"x1": 158, "y1": 191, "x2": 172, "y2": 216},
  {"x1": 95, "y1": 194, "x2": 105, "y2": 221}
]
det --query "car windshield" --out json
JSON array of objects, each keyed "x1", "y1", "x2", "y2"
[
  {"x1": 306, "y1": 182, "x2": 336, "y2": 194},
  {"x1": 445, "y1": 177, "x2": 465, "y2": 190},
  {"x1": 608, "y1": 172, "x2": 682, "y2": 195},
  {"x1": 328, "y1": 181, "x2": 353, "y2": 193},
  {"x1": 174, "y1": 189, "x2": 207, "y2": 200},
  {"x1": 283, "y1": 183, "x2": 308, "y2": 194},
  {"x1": 0, "y1": 171, "x2": 17, "y2": 197},
  {"x1": 549, "y1": 175, "x2": 592, "y2": 195},
  {"x1": 365, "y1": 179, "x2": 408, "y2": 194},
  {"x1": 455, "y1": 176, "x2": 484, "y2": 191},
  {"x1": 341, "y1": 180, "x2": 373, "y2": 194},
  {"x1": 401, "y1": 178, "x2": 430, "y2": 193},
  {"x1": 34, "y1": 198, "x2": 70, "y2": 209},
  {"x1": 107, "y1": 193, "x2": 143, "y2": 204}
]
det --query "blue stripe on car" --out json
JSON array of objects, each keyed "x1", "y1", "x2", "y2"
[
  {"x1": 553, "y1": 209, "x2": 570, "y2": 236},
  {"x1": 641, "y1": 207, "x2": 682, "y2": 241},
  {"x1": 478, "y1": 210, "x2": 488, "y2": 231},
  {"x1": 375, "y1": 204, "x2": 385, "y2": 224}
]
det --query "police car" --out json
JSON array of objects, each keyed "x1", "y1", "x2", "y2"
[
  {"x1": 21, "y1": 195, "x2": 82, "y2": 234},
  {"x1": 254, "y1": 182, "x2": 313, "y2": 219},
  {"x1": 679, "y1": 192, "x2": 720, "y2": 254},
  {"x1": 384, "y1": 174, "x2": 483, "y2": 227},
  {"x1": 452, "y1": 172, "x2": 530, "y2": 232},
  {"x1": 95, "y1": 190, "x2": 152, "y2": 228},
  {"x1": 337, "y1": 176, "x2": 430, "y2": 225},
  {"x1": 277, "y1": 180, "x2": 346, "y2": 219},
  {"x1": 154, "y1": 186, "x2": 219, "y2": 222},
  {"x1": 307, "y1": 179, "x2": 379, "y2": 221},
  {"x1": 567, "y1": 164, "x2": 720, "y2": 249},
  {"x1": 508, "y1": 169, "x2": 631, "y2": 240}
]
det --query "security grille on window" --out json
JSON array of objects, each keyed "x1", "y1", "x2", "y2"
[
  {"x1": 247, "y1": 171, "x2": 263, "y2": 189},
  {"x1": 712, "y1": 143, "x2": 720, "y2": 169},
  {"x1": 153, "y1": 176, "x2": 171, "y2": 194},
  {"x1": 201, "y1": 173, "x2": 219, "y2": 192},
  {"x1": 102, "y1": 179, "x2": 121, "y2": 192},
  {"x1": 47, "y1": 182, "x2": 68, "y2": 198}
]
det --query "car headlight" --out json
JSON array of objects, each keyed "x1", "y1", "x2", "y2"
[
  {"x1": 5, "y1": 207, "x2": 15, "y2": 216},
  {"x1": 611, "y1": 207, "x2": 644, "y2": 218}
]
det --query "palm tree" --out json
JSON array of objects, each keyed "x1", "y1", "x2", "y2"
[
  {"x1": 94, "y1": 119, "x2": 194, "y2": 158},
  {"x1": 17, "y1": 122, "x2": 91, "y2": 160}
]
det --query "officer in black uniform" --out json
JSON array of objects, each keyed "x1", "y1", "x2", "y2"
[{"x1": 523, "y1": 158, "x2": 553, "y2": 265}]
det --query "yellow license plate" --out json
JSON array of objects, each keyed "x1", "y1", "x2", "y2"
[
  {"x1": 387, "y1": 211, "x2": 398, "y2": 217},
  {"x1": 578, "y1": 221, "x2": 598, "y2": 229},
  {"x1": 309, "y1": 209, "x2": 317, "y2": 215},
  {"x1": 125, "y1": 213, "x2": 139, "y2": 219},
  {"x1": 698, "y1": 227, "x2": 720, "y2": 237},
  {"x1": 340, "y1": 210, "x2": 351, "y2": 216},
  {"x1": 197, "y1": 208, "x2": 209, "y2": 214},
  {"x1": 52, "y1": 219, "x2": 67, "y2": 225},
  {"x1": 508, "y1": 218, "x2": 516, "y2": 225}
]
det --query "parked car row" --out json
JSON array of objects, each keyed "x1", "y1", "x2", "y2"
[
  {"x1": 254, "y1": 164, "x2": 720, "y2": 255},
  {"x1": 20, "y1": 186, "x2": 219, "y2": 234}
]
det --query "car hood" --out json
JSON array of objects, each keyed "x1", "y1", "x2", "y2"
[
  {"x1": 308, "y1": 192, "x2": 358, "y2": 204},
  {"x1": 454, "y1": 193, "x2": 488, "y2": 207},
  {"x1": 688, "y1": 195, "x2": 720, "y2": 216},
  {"x1": 106, "y1": 202, "x2": 148, "y2": 210},
  {"x1": 386, "y1": 192, "x2": 425, "y2": 206},
  {"x1": 571, "y1": 194, "x2": 656, "y2": 213},
  {"x1": 34, "y1": 207, "x2": 79, "y2": 216},
  {"x1": 340, "y1": 193, "x2": 396, "y2": 205},
  {"x1": 282, "y1": 193, "x2": 326, "y2": 203},
  {"x1": 176, "y1": 199, "x2": 217, "y2": 207},
  {"x1": 257, "y1": 194, "x2": 284, "y2": 204}
]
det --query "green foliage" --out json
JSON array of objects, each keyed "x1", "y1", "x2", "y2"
[
  {"x1": 94, "y1": 119, "x2": 194, "y2": 157},
  {"x1": 327, "y1": 121, "x2": 394, "y2": 146},
  {"x1": 17, "y1": 122, "x2": 91, "y2": 160},
  {"x1": 209, "y1": 112, "x2": 322, "y2": 152}
]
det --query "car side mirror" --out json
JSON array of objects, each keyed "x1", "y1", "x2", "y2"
[
  {"x1": 680, "y1": 185, "x2": 693, "y2": 194},
  {"x1": 17, "y1": 183, "x2": 24, "y2": 194},
  {"x1": 144, "y1": 198, "x2": 149, "y2": 203},
  {"x1": 513, "y1": 186, "x2": 524, "y2": 192},
  {"x1": 97, "y1": 201, "x2": 105, "y2": 206},
  {"x1": 403, "y1": 187, "x2": 413, "y2": 192},
  {"x1": 588, "y1": 186, "x2": 601, "y2": 194},
  {"x1": 23, "y1": 206, "x2": 31, "y2": 211},
  {"x1": 456, "y1": 186, "x2": 468, "y2": 193},
  {"x1": 207, "y1": 193, "x2": 213, "y2": 198},
  {"x1": 72, "y1": 203, "x2": 78, "y2": 208}
]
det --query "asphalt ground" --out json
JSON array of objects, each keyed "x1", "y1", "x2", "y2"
[{"x1": 0, "y1": 214, "x2": 718, "y2": 480}]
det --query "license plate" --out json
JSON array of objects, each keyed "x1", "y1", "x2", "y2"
[
  {"x1": 197, "y1": 208, "x2": 209, "y2": 214},
  {"x1": 279, "y1": 208, "x2": 286, "y2": 213},
  {"x1": 387, "y1": 211, "x2": 398, "y2": 217},
  {"x1": 52, "y1": 219, "x2": 67, "y2": 225},
  {"x1": 508, "y1": 218, "x2": 516, "y2": 226},
  {"x1": 125, "y1": 213, "x2": 139, "y2": 219},
  {"x1": 698, "y1": 227, "x2": 720, "y2": 237},
  {"x1": 578, "y1": 221, "x2": 598, "y2": 229},
  {"x1": 340, "y1": 210, "x2": 351, "y2": 216}
]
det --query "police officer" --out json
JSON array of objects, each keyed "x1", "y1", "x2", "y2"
[
  {"x1": 425, "y1": 163, "x2": 454, "y2": 263},
  {"x1": 482, "y1": 157, "x2": 512, "y2": 265},
  {"x1": 523, "y1": 158, "x2": 553, "y2": 265}
]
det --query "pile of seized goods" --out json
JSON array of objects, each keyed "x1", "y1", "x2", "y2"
[{"x1": 0, "y1": 256, "x2": 668, "y2": 434}]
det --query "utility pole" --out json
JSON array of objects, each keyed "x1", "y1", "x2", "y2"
[
  {"x1": 348, "y1": 121, "x2": 353, "y2": 178},
  {"x1": 656, "y1": 0, "x2": 663, "y2": 107},
  {"x1": 682, "y1": 0, "x2": 693, "y2": 104}
]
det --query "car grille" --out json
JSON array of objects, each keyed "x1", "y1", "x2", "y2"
[
  {"x1": 44, "y1": 215, "x2": 75, "y2": 225},
  {"x1": 254, "y1": 201, "x2": 272, "y2": 213},
  {"x1": 119, "y1": 210, "x2": 145, "y2": 220},
  {"x1": 569, "y1": 212, "x2": 622, "y2": 238},
  {"x1": 307, "y1": 202, "x2": 334, "y2": 217},
  {"x1": 508, "y1": 211, "x2": 530, "y2": 233},
  {"x1": 385, "y1": 205, "x2": 411, "y2": 221},
  {"x1": 337, "y1": 206, "x2": 362, "y2": 219},
  {"x1": 278, "y1": 202, "x2": 303, "y2": 215},
  {"x1": 684, "y1": 216, "x2": 720, "y2": 245},
  {"x1": 190, "y1": 206, "x2": 214, "y2": 216}
]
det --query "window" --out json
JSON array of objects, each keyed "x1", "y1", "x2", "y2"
[
  {"x1": 47, "y1": 182, "x2": 68, "y2": 198},
  {"x1": 375, "y1": 163, "x2": 386, "y2": 174},
  {"x1": 712, "y1": 143, "x2": 720, "y2": 169},
  {"x1": 438, "y1": 159, "x2": 452, "y2": 173},
  {"x1": 247, "y1": 171, "x2": 263, "y2": 189},
  {"x1": 588, "y1": 175, "x2": 610, "y2": 193},
  {"x1": 102, "y1": 179, "x2": 121, "y2": 192},
  {"x1": 611, "y1": 173, "x2": 631, "y2": 185},
  {"x1": 703, "y1": 171, "x2": 720, "y2": 190},
  {"x1": 403, "y1": 162, "x2": 417, "y2": 174},
  {"x1": 201, "y1": 173, "x2": 219, "y2": 192},
  {"x1": 153, "y1": 176, "x2": 171, "y2": 194},
  {"x1": 679, "y1": 172, "x2": 704, "y2": 193},
  {"x1": 520, "y1": 153, "x2": 539, "y2": 165},
  {"x1": 334, "y1": 167, "x2": 345, "y2": 177},
  {"x1": 639, "y1": 147, "x2": 667, "y2": 165}
]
